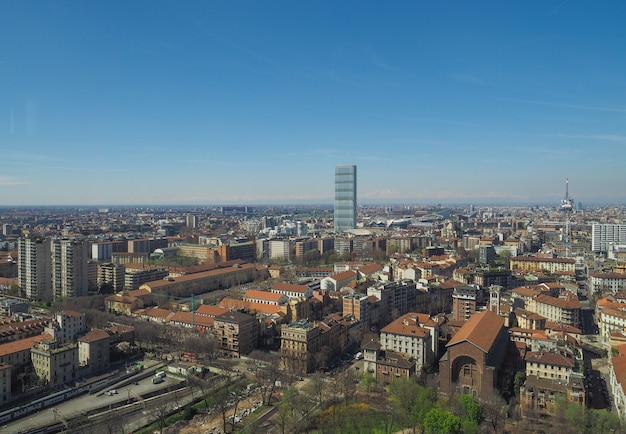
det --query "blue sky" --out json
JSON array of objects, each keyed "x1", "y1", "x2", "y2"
[{"x1": 2, "y1": 1, "x2": 626, "y2": 206}]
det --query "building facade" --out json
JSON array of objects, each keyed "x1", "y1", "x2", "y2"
[
  {"x1": 214, "y1": 311, "x2": 259, "y2": 357},
  {"x1": 592, "y1": 224, "x2": 626, "y2": 253},
  {"x1": 31, "y1": 339, "x2": 79, "y2": 388},
  {"x1": 18, "y1": 236, "x2": 51, "y2": 301},
  {"x1": 334, "y1": 165, "x2": 357, "y2": 232},
  {"x1": 51, "y1": 238, "x2": 89, "y2": 299}
]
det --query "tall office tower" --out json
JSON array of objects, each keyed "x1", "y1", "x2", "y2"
[
  {"x1": 334, "y1": 165, "x2": 357, "y2": 232},
  {"x1": 18, "y1": 236, "x2": 52, "y2": 301},
  {"x1": 52, "y1": 239, "x2": 89, "y2": 299}
]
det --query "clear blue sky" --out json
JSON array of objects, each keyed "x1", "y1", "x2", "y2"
[{"x1": 2, "y1": 1, "x2": 626, "y2": 206}]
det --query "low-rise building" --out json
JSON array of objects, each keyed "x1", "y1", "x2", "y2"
[
  {"x1": 31, "y1": 339, "x2": 79, "y2": 388},
  {"x1": 379, "y1": 313, "x2": 440, "y2": 369},
  {"x1": 78, "y1": 329, "x2": 111, "y2": 375}
]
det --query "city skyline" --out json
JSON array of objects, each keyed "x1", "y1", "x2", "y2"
[{"x1": 2, "y1": 2, "x2": 626, "y2": 206}]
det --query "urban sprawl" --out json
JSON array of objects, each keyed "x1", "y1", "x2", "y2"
[{"x1": 0, "y1": 170, "x2": 625, "y2": 433}]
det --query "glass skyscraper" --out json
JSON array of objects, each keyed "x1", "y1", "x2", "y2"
[{"x1": 334, "y1": 165, "x2": 357, "y2": 232}]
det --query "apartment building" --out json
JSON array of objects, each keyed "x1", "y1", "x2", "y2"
[
  {"x1": 280, "y1": 317, "x2": 348, "y2": 374},
  {"x1": 124, "y1": 265, "x2": 169, "y2": 290},
  {"x1": 78, "y1": 328, "x2": 111, "y2": 375},
  {"x1": 0, "y1": 364, "x2": 11, "y2": 406},
  {"x1": 510, "y1": 256, "x2": 576, "y2": 274},
  {"x1": 591, "y1": 272, "x2": 626, "y2": 295},
  {"x1": 532, "y1": 293, "x2": 580, "y2": 328},
  {"x1": 44, "y1": 311, "x2": 87, "y2": 346},
  {"x1": 379, "y1": 312, "x2": 440, "y2": 369},
  {"x1": 214, "y1": 311, "x2": 259, "y2": 357},
  {"x1": 51, "y1": 238, "x2": 89, "y2": 299},
  {"x1": 451, "y1": 284, "x2": 483, "y2": 321},
  {"x1": 31, "y1": 339, "x2": 79, "y2": 388},
  {"x1": 367, "y1": 280, "x2": 418, "y2": 321},
  {"x1": 520, "y1": 351, "x2": 585, "y2": 418},
  {"x1": 592, "y1": 224, "x2": 626, "y2": 253},
  {"x1": 18, "y1": 236, "x2": 51, "y2": 301},
  {"x1": 98, "y1": 262, "x2": 125, "y2": 293}
]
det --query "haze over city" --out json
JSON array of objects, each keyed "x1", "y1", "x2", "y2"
[{"x1": 2, "y1": 1, "x2": 626, "y2": 206}]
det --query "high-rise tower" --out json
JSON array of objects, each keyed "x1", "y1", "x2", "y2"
[
  {"x1": 18, "y1": 236, "x2": 52, "y2": 301},
  {"x1": 334, "y1": 165, "x2": 357, "y2": 232},
  {"x1": 560, "y1": 178, "x2": 574, "y2": 257},
  {"x1": 51, "y1": 238, "x2": 89, "y2": 299}
]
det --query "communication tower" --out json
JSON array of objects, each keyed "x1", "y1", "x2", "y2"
[{"x1": 560, "y1": 178, "x2": 574, "y2": 257}]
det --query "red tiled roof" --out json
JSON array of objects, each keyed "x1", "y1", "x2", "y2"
[
  {"x1": 245, "y1": 289, "x2": 285, "y2": 302},
  {"x1": 525, "y1": 351, "x2": 574, "y2": 368},
  {"x1": 446, "y1": 311, "x2": 504, "y2": 353},
  {"x1": 195, "y1": 304, "x2": 228, "y2": 317},
  {"x1": 273, "y1": 282, "x2": 309, "y2": 293},
  {"x1": 79, "y1": 329, "x2": 110, "y2": 343},
  {"x1": 0, "y1": 333, "x2": 52, "y2": 357}
]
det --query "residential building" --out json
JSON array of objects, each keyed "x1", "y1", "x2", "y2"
[
  {"x1": 217, "y1": 240, "x2": 256, "y2": 263},
  {"x1": 533, "y1": 293, "x2": 580, "y2": 328},
  {"x1": 592, "y1": 224, "x2": 626, "y2": 253},
  {"x1": 124, "y1": 265, "x2": 169, "y2": 290},
  {"x1": 78, "y1": 328, "x2": 111, "y2": 375},
  {"x1": 0, "y1": 334, "x2": 52, "y2": 392},
  {"x1": 342, "y1": 293, "x2": 370, "y2": 324},
  {"x1": 0, "y1": 364, "x2": 11, "y2": 406},
  {"x1": 18, "y1": 236, "x2": 51, "y2": 301},
  {"x1": 591, "y1": 272, "x2": 626, "y2": 295},
  {"x1": 269, "y1": 240, "x2": 291, "y2": 262},
  {"x1": 98, "y1": 262, "x2": 125, "y2": 293},
  {"x1": 451, "y1": 284, "x2": 484, "y2": 321},
  {"x1": 520, "y1": 351, "x2": 585, "y2": 418},
  {"x1": 44, "y1": 311, "x2": 87, "y2": 346},
  {"x1": 380, "y1": 312, "x2": 440, "y2": 369},
  {"x1": 105, "y1": 293, "x2": 144, "y2": 315},
  {"x1": 51, "y1": 238, "x2": 89, "y2": 299},
  {"x1": 214, "y1": 311, "x2": 259, "y2": 357},
  {"x1": 321, "y1": 270, "x2": 358, "y2": 291},
  {"x1": 31, "y1": 339, "x2": 79, "y2": 388},
  {"x1": 609, "y1": 354, "x2": 626, "y2": 422},
  {"x1": 367, "y1": 280, "x2": 418, "y2": 321},
  {"x1": 510, "y1": 256, "x2": 576, "y2": 274},
  {"x1": 280, "y1": 317, "x2": 348, "y2": 374},
  {"x1": 334, "y1": 165, "x2": 357, "y2": 232}
]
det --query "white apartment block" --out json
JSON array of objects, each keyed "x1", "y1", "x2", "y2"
[
  {"x1": 531, "y1": 293, "x2": 580, "y2": 328},
  {"x1": 599, "y1": 307, "x2": 626, "y2": 341},
  {"x1": 269, "y1": 240, "x2": 290, "y2": 261},
  {"x1": 591, "y1": 273, "x2": 626, "y2": 295},
  {"x1": 592, "y1": 224, "x2": 626, "y2": 253},
  {"x1": 379, "y1": 313, "x2": 439, "y2": 369}
]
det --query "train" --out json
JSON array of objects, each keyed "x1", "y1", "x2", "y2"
[{"x1": 0, "y1": 385, "x2": 88, "y2": 427}]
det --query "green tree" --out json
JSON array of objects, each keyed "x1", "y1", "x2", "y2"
[
  {"x1": 458, "y1": 394, "x2": 482, "y2": 425},
  {"x1": 423, "y1": 407, "x2": 461, "y2": 434},
  {"x1": 513, "y1": 371, "x2": 526, "y2": 397}
]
